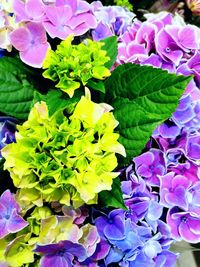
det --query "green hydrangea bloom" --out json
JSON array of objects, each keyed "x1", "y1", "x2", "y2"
[
  {"x1": 43, "y1": 35, "x2": 111, "y2": 97},
  {"x1": 2, "y1": 92, "x2": 125, "y2": 208},
  {"x1": 114, "y1": 0, "x2": 133, "y2": 10}
]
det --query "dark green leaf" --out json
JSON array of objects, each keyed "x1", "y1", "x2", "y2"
[
  {"x1": 33, "y1": 89, "x2": 82, "y2": 116},
  {"x1": 0, "y1": 57, "x2": 36, "y2": 119},
  {"x1": 101, "y1": 36, "x2": 118, "y2": 69},
  {"x1": 87, "y1": 80, "x2": 105, "y2": 94},
  {"x1": 105, "y1": 63, "x2": 192, "y2": 165},
  {"x1": 98, "y1": 177, "x2": 127, "y2": 210}
]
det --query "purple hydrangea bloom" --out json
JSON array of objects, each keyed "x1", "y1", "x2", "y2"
[
  {"x1": 134, "y1": 149, "x2": 166, "y2": 186},
  {"x1": 9, "y1": 22, "x2": 50, "y2": 68},
  {"x1": 0, "y1": 117, "x2": 16, "y2": 158},
  {"x1": 34, "y1": 240, "x2": 87, "y2": 267},
  {"x1": 177, "y1": 52, "x2": 200, "y2": 86},
  {"x1": 91, "y1": 3, "x2": 135, "y2": 41},
  {"x1": 159, "y1": 172, "x2": 191, "y2": 209},
  {"x1": 0, "y1": 190, "x2": 28, "y2": 238},
  {"x1": 95, "y1": 209, "x2": 126, "y2": 240},
  {"x1": 167, "y1": 207, "x2": 200, "y2": 243},
  {"x1": 155, "y1": 28, "x2": 183, "y2": 66}
]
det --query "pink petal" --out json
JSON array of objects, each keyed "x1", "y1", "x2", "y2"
[
  {"x1": 44, "y1": 6, "x2": 72, "y2": 26},
  {"x1": 9, "y1": 27, "x2": 32, "y2": 51},
  {"x1": 68, "y1": 13, "x2": 97, "y2": 31},
  {"x1": 25, "y1": 0, "x2": 45, "y2": 21},
  {"x1": 43, "y1": 21, "x2": 73, "y2": 39},
  {"x1": 179, "y1": 221, "x2": 200, "y2": 243},
  {"x1": 26, "y1": 22, "x2": 47, "y2": 44},
  {"x1": 20, "y1": 43, "x2": 50, "y2": 68},
  {"x1": 12, "y1": 0, "x2": 29, "y2": 22}
]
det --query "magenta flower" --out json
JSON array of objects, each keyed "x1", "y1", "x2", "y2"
[
  {"x1": 134, "y1": 149, "x2": 166, "y2": 186},
  {"x1": 135, "y1": 22, "x2": 156, "y2": 52},
  {"x1": 165, "y1": 25, "x2": 200, "y2": 51},
  {"x1": 0, "y1": 190, "x2": 28, "y2": 238},
  {"x1": 167, "y1": 207, "x2": 200, "y2": 243},
  {"x1": 9, "y1": 22, "x2": 50, "y2": 68},
  {"x1": 155, "y1": 28, "x2": 183, "y2": 66},
  {"x1": 177, "y1": 52, "x2": 200, "y2": 86},
  {"x1": 159, "y1": 172, "x2": 191, "y2": 209}
]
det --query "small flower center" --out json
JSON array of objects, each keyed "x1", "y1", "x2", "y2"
[
  {"x1": 181, "y1": 216, "x2": 187, "y2": 223},
  {"x1": 165, "y1": 47, "x2": 171, "y2": 53}
]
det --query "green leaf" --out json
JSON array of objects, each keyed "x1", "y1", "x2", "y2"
[
  {"x1": 101, "y1": 36, "x2": 118, "y2": 69},
  {"x1": 87, "y1": 80, "x2": 105, "y2": 94},
  {"x1": 98, "y1": 177, "x2": 127, "y2": 210},
  {"x1": 33, "y1": 89, "x2": 82, "y2": 116},
  {"x1": 0, "y1": 57, "x2": 36, "y2": 119},
  {"x1": 105, "y1": 63, "x2": 192, "y2": 165}
]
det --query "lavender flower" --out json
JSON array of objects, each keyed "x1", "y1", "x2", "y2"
[
  {"x1": 0, "y1": 190, "x2": 28, "y2": 238},
  {"x1": 134, "y1": 149, "x2": 166, "y2": 186},
  {"x1": 34, "y1": 240, "x2": 87, "y2": 267},
  {"x1": 0, "y1": 117, "x2": 16, "y2": 158}
]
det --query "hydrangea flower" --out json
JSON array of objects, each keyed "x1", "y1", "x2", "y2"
[
  {"x1": 91, "y1": 2, "x2": 134, "y2": 41},
  {"x1": 0, "y1": 190, "x2": 28, "y2": 238},
  {"x1": 12, "y1": 0, "x2": 97, "y2": 38},
  {"x1": 2, "y1": 94, "x2": 125, "y2": 207},
  {"x1": 10, "y1": 22, "x2": 50, "y2": 68},
  {"x1": 43, "y1": 35, "x2": 111, "y2": 97},
  {"x1": 34, "y1": 240, "x2": 87, "y2": 267},
  {"x1": 0, "y1": 117, "x2": 16, "y2": 158},
  {"x1": 167, "y1": 207, "x2": 200, "y2": 243},
  {"x1": 133, "y1": 149, "x2": 166, "y2": 186},
  {"x1": 159, "y1": 172, "x2": 191, "y2": 209}
]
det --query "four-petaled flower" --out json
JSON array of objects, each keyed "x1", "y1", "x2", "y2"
[{"x1": 0, "y1": 190, "x2": 28, "y2": 238}]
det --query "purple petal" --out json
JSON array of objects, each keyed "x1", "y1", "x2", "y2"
[
  {"x1": 0, "y1": 219, "x2": 8, "y2": 238},
  {"x1": 179, "y1": 220, "x2": 200, "y2": 243},
  {"x1": 40, "y1": 255, "x2": 70, "y2": 267},
  {"x1": 7, "y1": 209, "x2": 28, "y2": 233}
]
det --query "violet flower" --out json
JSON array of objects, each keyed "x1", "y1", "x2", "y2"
[
  {"x1": 134, "y1": 149, "x2": 166, "y2": 186},
  {"x1": 177, "y1": 52, "x2": 200, "y2": 86},
  {"x1": 0, "y1": 117, "x2": 16, "y2": 158},
  {"x1": 159, "y1": 172, "x2": 191, "y2": 210},
  {"x1": 34, "y1": 240, "x2": 87, "y2": 267},
  {"x1": 155, "y1": 28, "x2": 183, "y2": 66},
  {"x1": 9, "y1": 22, "x2": 50, "y2": 68},
  {"x1": 167, "y1": 207, "x2": 200, "y2": 243},
  {"x1": 0, "y1": 190, "x2": 28, "y2": 238}
]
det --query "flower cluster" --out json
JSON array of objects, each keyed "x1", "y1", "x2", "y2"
[
  {"x1": 93, "y1": 171, "x2": 178, "y2": 267},
  {"x1": 1, "y1": 1, "x2": 200, "y2": 267},
  {"x1": 115, "y1": 11, "x2": 200, "y2": 244},
  {"x1": 43, "y1": 35, "x2": 111, "y2": 97},
  {"x1": 2, "y1": 94, "x2": 125, "y2": 208},
  {"x1": 3, "y1": 0, "x2": 97, "y2": 67}
]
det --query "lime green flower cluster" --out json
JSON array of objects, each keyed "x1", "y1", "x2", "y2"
[
  {"x1": 43, "y1": 35, "x2": 111, "y2": 97},
  {"x1": 2, "y1": 93, "x2": 125, "y2": 208},
  {"x1": 114, "y1": 0, "x2": 133, "y2": 10}
]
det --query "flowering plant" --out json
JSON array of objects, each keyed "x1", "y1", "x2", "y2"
[{"x1": 0, "y1": 1, "x2": 200, "y2": 267}]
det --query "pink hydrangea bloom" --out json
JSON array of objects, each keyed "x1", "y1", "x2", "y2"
[{"x1": 9, "y1": 22, "x2": 50, "y2": 68}]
